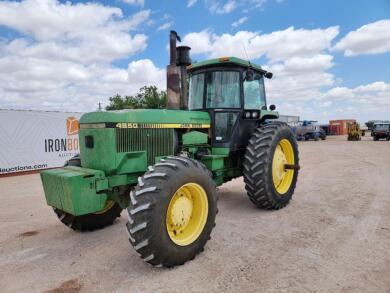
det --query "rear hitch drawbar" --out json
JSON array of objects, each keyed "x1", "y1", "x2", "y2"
[{"x1": 284, "y1": 164, "x2": 300, "y2": 171}]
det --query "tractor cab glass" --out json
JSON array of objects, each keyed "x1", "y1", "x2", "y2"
[
  {"x1": 243, "y1": 71, "x2": 266, "y2": 109},
  {"x1": 189, "y1": 70, "x2": 241, "y2": 142},
  {"x1": 188, "y1": 73, "x2": 205, "y2": 109},
  {"x1": 205, "y1": 71, "x2": 240, "y2": 108},
  {"x1": 188, "y1": 71, "x2": 241, "y2": 109}
]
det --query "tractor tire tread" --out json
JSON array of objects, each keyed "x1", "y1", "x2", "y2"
[
  {"x1": 126, "y1": 156, "x2": 217, "y2": 267},
  {"x1": 243, "y1": 122, "x2": 299, "y2": 210}
]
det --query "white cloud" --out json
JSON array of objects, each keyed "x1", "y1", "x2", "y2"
[
  {"x1": 183, "y1": 30, "x2": 213, "y2": 55},
  {"x1": 317, "y1": 81, "x2": 390, "y2": 121},
  {"x1": 183, "y1": 26, "x2": 339, "y2": 62},
  {"x1": 333, "y1": 19, "x2": 390, "y2": 56},
  {"x1": 123, "y1": 0, "x2": 145, "y2": 6},
  {"x1": 323, "y1": 81, "x2": 390, "y2": 102},
  {"x1": 187, "y1": 0, "x2": 198, "y2": 7},
  {"x1": 183, "y1": 26, "x2": 339, "y2": 103},
  {"x1": 157, "y1": 22, "x2": 174, "y2": 31},
  {"x1": 0, "y1": 57, "x2": 165, "y2": 111},
  {"x1": 252, "y1": 0, "x2": 267, "y2": 8},
  {"x1": 208, "y1": 0, "x2": 237, "y2": 14},
  {"x1": 208, "y1": 0, "x2": 284, "y2": 14},
  {"x1": 183, "y1": 26, "x2": 343, "y2": 121},
  {"x1": 0, "y1": 0, "x2": 151, "y2": 63},
  {"x1": 0, "y1": 0, "x2": 164, "y2": 111},
  {"x1": 276, "y1": 80, "x2": 390, "y2": 122},
  {"x1": 232, "y1": 16, "x2": 248, "y2": 27}
]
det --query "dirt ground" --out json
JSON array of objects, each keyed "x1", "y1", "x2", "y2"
[{"x1": 0, "y1": 135, "x2": 389, "y2": 293}]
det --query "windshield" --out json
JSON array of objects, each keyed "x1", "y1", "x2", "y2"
[
  {"x1": 243, "y1": 73, "x2": 266, "y2": 109},
  {"x1": 188, "y1": 71, "x2": 241, "y2": 109},
  {"x1": 374, "y1": 124, "x2": 389, "y2": 130}
]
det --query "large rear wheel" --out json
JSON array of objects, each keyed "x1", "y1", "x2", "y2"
[
  {"x1": 244, "y1": 122, "x2": 299, "y2": 209},
  {"x1": 126, "y1": 156, "x2": 217, "y2": 267}
]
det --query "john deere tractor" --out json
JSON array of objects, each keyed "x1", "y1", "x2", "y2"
[{"x1": 40, "y1": 31, "x2": 300, "y2": 267}]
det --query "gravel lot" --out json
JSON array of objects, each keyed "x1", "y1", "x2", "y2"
[{"x1": 0, "y1": 135, "x2": 389, "y2": 293}]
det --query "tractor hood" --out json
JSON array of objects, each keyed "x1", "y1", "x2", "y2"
[
  {"x1": 79, "y1": 109, "x2": 210, "y2": 126},
  {"x1": 77, "y1": 109, "x2": 210, "y2": 175}
]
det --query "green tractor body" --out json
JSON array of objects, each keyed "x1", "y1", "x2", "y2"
[
  {"x1": 41, "y1": 58, "x2": 278, "y2": 215},
  {"x1": 40, "y1": 31, "x2": 299, "y2": 267}
]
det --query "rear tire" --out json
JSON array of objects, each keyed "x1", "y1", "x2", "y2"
[
  {"x1": 243, "y1": 122, "x2": 299, "y2": 209},
  {"x1": 126, "y1": 156, "x2": 217, "y2": 267},
  {"x1": 53, "y1": 155, "x2": 123, "y2": 232}
]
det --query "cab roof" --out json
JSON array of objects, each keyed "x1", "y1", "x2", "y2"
[{"x1": 188, "y1": 56, "x2": 264, "y2": 72}]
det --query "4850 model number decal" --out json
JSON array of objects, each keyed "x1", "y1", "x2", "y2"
[{"x1": 115, "y1": 123, "x2": 210, "y2": 129}]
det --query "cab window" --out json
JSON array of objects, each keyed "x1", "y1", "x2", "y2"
[
  {"x1": 188, "y1": 73, "x2": 205, "y2": 110},
  {"x1": 244, "y1": 73, "x2": 266, "y2": 109},
  {"x1": 205, "y1": 71, "x2": 240, "y2": 108}
]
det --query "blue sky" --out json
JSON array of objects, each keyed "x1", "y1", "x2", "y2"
[{"x1": 0, "y1": 0, "x2": 389, "y2": 123}]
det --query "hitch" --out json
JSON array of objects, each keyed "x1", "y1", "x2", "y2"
[{"x1": 284, "y1": 164, "x2": 300, "y2": 171}]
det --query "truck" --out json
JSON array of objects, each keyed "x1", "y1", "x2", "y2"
[
  {"x1": 372, "y1": 122, "x2": 390, "y2": 141},
  {"x1": 292, "y1": 120, "x2": 326, "y2": 141}
]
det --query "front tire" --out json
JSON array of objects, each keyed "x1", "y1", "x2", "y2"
[
  {"x1": 54, "y1": 202, "x2": 123, "y2": 232},
  {"x1": 53, "y1": 155, "x2": 122, "y2": 232},
  {"x1": 126, "y1": 156, "x2": 217, "y2": 267},
  {"x1": 244, "y1": 122, "x2": 299, "y2": 209}
]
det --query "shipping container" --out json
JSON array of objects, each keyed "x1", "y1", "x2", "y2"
[{"x1": 329, "y1": 119, "x2": 356, "y2": 135}]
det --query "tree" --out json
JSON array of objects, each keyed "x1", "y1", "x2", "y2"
[{"x1": 106, "y1": 86, "x2": 167, "y2": 110}]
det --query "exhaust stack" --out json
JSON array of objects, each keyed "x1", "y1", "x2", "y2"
[
  {"x1": 166, "y1": 31, "x2": 191, "y2": 110},
  {"x1": 166, "y1": 31, "x2": 181, "y2": 109}
]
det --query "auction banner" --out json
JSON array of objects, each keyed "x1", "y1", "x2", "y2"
[{"x1": 0, "y1": 110, "x2": 83, "y2": 175}]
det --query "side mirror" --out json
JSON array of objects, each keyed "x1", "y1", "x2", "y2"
[
  {"x1": 265, "y1": 72, "x2": 273, "y2": 79},
  {"x1": 269, "y1": 104, "x2": 276, "y2": 111}
]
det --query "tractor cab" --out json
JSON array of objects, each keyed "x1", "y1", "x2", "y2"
[{"x1": 187, "y1": 57, "x2": 276, "y2": 150}]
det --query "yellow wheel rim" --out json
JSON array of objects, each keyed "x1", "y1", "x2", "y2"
[
  {"x1": 166, "y1": 183, "x2": 208, "y2": 246},
  {"x1": 272, "y1": 139, "x2": 295, "y2": 195},
  {"x1": 93, "y1": 200, "x2": 115, "y2": 214}
]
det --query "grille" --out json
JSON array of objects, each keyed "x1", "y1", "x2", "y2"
[{"x1": 116, "y1": 128, "x2": 175, "y2": 165}]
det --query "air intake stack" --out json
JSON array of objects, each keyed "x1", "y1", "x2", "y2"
[{"x1": 166, "y1": 31, "x2": 191, "y2": 109}]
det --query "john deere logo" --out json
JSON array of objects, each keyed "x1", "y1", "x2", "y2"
[{"x1": 66, "y1": 116, "x2": 79, "y2": 135}]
